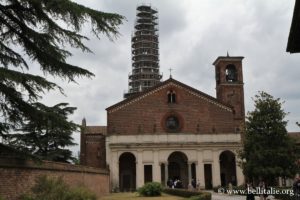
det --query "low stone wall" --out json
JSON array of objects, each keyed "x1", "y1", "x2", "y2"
[{"x1": 0, "y1": 157, "x2": 109, "y2": 200}]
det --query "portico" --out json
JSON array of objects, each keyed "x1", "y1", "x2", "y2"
[{"x1": 106, "y1": 133, "x2": 244, "y2": 191}]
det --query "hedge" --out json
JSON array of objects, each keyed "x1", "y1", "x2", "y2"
[{"x1": 163, "y1": 188, "x2": 211, "y2": 200}]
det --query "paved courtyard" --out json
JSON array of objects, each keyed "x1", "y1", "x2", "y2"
[{"x1": 212, "y1": 193, "x2": 275, "y2": 200}]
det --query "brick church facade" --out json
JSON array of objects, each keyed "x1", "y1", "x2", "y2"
[
  {"x1": 80, "y1": 5, "x2": 245, "y2": 191},
  {"x1": 80, "y1": 56, "x2": 246, "y2": 191}
]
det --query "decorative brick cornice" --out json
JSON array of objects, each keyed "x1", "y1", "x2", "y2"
[{"x1": 107, "y1": 78, "x2": 233, "y2": 113}]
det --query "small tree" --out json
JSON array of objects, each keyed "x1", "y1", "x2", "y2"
[
  {"x1": 240, "y1": 91, "x2": 297, "y2": 185},
  {"x1": 7, "y1": 103, "x2": 77, "y2": 162}
]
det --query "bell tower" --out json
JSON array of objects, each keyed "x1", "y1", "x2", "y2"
[{"x1": 213, "y1": 55, "x2": 245, "y2": 119}]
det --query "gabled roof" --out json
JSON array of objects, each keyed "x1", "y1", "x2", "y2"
[
  {"x1": 287, "y1": 0, "x2": 300, "y2": 53},
  {"x1": 106, "y1": 78, "x2": 233, "y2": 113}
]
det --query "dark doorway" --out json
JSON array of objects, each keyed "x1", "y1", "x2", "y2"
[
  {"x1": 119, "y1": 152, "x2": 136, "y2": 191},
  {"x1": 191, "y1": 163, "x2": 196, "y2": 181},
  {"x1": 144, "y1": 165, "x2": 153, "y2": 183},
  {"x1": 161, "y1": 163, "x2": 165, "y2": 185},
  {"x1": 219, "y1": 150, "x2": 237, "y2": 186},
  {"x1": 204, "y1": 164, "x2": 212, "y2": 189},
  {"x1": 168, "y1": 151, "x2": 188, "y2": 188}
]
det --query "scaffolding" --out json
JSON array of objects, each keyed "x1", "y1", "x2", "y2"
[{"x1": 124, "y1": 5, "x2": 162, "y2": 98}]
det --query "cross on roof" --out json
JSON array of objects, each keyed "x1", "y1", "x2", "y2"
[{"x1": 169, "y1": 68, "x2": 173, "y2": 78}]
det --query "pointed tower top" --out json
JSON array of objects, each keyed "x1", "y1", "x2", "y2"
[
  {"x1": 82, "y1": 118, "x2": 86, "y2": 127},
  {"x1": 227, "y1": 51, "x2": 230, "y2": 57}
]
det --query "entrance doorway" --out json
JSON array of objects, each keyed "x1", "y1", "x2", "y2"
[
  {"x1": 119, "y1": 152, "x2": 136, "y2": 191},
  {"x1": 204, "y1": 164, "x2": 212, "y2": 189},
  {"x1": 144, "y1": 165, "x2": 153, "y2": 183},
  {"x1": 168, "y1": 151, "x2": 188, "y2": 188},
  {"x1": 220, "y1": 150, "x2": 237, "y2": 186}
]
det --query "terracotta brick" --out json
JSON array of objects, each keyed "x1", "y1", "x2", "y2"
[{"x1": 0, "y1": 158, "x2": 109, "y2": 200}]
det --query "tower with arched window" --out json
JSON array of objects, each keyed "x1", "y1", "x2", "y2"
[{"x1": 213, "y1": 55, "x2": 245, "y2": 120}]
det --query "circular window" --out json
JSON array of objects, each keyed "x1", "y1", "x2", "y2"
[{"x1": 165, "y1": 116, "x2": 180, "y2": 132}]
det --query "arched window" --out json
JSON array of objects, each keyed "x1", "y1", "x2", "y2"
[
  {"x1": 225, "y1": 64, "x2": 238, "y2": 82},
  {"x1": 167, "y1": 90, "x2": 176, "y2": 103}
]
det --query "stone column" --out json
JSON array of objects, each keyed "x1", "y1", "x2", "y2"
[
  {"x1": 111, "y1": 151, "x2": 119, "y2": 191},
  {"x1": 136, "y1": 150, "x2": 144, "y2": 188},
  {"x1": 164, "y1": 162, "x2": 168, "y2": 187},
  {"x1": 153, "y1": 150, "x2": 161, "y2": 182},
  {"x1": 212, "y1": 150, "x2": 221, "y2": 187},
  {"x1": 278, "y1": 177, "x2": 283, "y2": 187},
  {"x1": 236, "y1": 161, "x2": 244, "y2": 186},
  {"x1": 188, "y1": 162, "x2": 192, "y2": 186},
  {"x1": 197, "y1": 150, "x2": 205, "y2": 189}
]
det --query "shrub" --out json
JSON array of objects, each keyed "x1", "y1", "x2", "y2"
[
  {"x1": 67, "y1": 187, "x2": 97, "y2": 200},
  {"x1": 137, "y1": 182, "x2": 163, "y2": 196},
  {"x1": 19, "y1": 176, "x2": 96, "y2": 200},
  {"x1": 163, "y1": 188, "x2": 211, "y2": 200}
]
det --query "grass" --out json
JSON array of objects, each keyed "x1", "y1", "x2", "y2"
[{"x1": 99, "y1": 192, "x2": 187, "y2": 200}]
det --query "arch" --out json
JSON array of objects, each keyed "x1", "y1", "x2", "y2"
[
  {"x1": 225, "y1": 64, "x2": 238, "y2": 82},
  {"x1": 168, "y1": 151, "x2": 189, "y2": 188},
  {"x1": 219, "y1": 150, "x2": 237, "y2": 186},
  {"x1": 167, "y1": 90, "x2": 176, "y2": 103},
  {"x1": 119, "y1": 152, "x2": 136, "y2": 191}
]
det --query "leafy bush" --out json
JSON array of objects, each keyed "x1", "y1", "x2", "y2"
[
  {"x1": 19, "y1": 176, "x2": 96, "y2": 200},
  {"x1": 66, "y1": 187, "x2": 97, "y2": 200},
  {"x1": 163, "y1": 188, "x2": 211, "y2": 200},
  {"x1": 137, "y1": 182, "x2": 163, "y2": 196}
]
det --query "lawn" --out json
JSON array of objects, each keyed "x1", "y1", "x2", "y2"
[{"x1": 99, "y1": 192, "x2": 187, "y2": 200}]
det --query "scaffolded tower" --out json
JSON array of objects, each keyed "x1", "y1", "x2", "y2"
[{"x1": 124, "y1": 5, "x2": 162, "y2": 98}]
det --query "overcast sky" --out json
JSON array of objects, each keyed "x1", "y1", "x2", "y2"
[{"x1": 39, "y1": 0, "x2": 299, "y2": 154}]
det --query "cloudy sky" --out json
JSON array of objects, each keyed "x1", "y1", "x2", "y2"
[{"x1": 40, "y1": 0, "x2": 299, "y2": 154}]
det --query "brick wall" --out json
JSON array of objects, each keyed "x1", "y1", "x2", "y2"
[
  {"x1": 80, "y1": 133, "x2": 106, "y2": 169},
  {"x1": 0, "y1": 158, "x2": 109, "y2": 200},
  {"x1": 107, "y1": 82, "x2": 243, "y2": 135}
]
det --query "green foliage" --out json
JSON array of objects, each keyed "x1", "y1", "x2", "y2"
[
  {"x1": 20, "y1": 176, "x2": 96, "y2": 200},
  {"x1": 188, "y1": 193, "x2": 212, "y2": 200},
  {"x1": 0, "y1": 195, "x2": 5, "y2": 200},
  {"x1": 163, "y1": 188, "x2": 211, "y2": 199},
  {"x1": 7, "y1": 103, "x2": 77, "y2": 162},
  {"x1": 0, "y1": 0, "x2": 124, "y2": 136},
  {"x1": 137, "y1": 182, "x2": 163, "y2": 197},
  {"x1": 239, "y1": 91, "x2": 298, "y2": 184}
]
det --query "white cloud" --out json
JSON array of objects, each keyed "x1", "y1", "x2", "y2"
[{"x1": 38, "y1": 0, "x2": 300, "y2": 155}]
